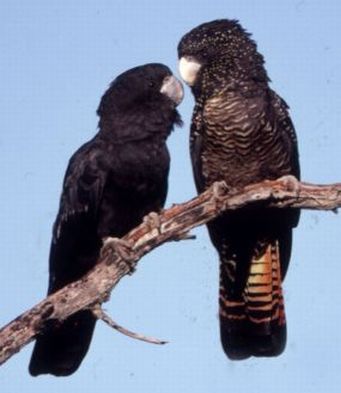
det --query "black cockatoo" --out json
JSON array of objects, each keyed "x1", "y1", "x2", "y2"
[
  {"x1": 178, "y1": 20, "x2": 300, "y2": 359},
  {"x1": 29, "y1": 63, "x2": 183, "y2": 376}
]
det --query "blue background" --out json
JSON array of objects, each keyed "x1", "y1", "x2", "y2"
[{"x1": 1, "y1": 1, "x2": 340, "y2": 392}]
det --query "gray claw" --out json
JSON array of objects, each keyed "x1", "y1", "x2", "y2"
[
  {"x1": 143, "y1": 211, "x2": 162, "y2": 234},
  {"x1": 101, "y1": 237, "x2": 136, "y2": 273},
  {"x1": 279, "y1": 175, "x2": 300, "y2": 193}
]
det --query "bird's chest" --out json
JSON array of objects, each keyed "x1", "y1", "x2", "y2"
[
  {"x1": 97, "y1": 143, "x2": 169, "y2": 237},
  {"x1": 110, "y1": 141, "x2": 169, "y2": 197},
  {"x1": 198, "y1": 95, "x2": 264, "y2": 187}
]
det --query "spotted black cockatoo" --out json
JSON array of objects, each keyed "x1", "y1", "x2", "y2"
[{"x1": 178, "y1": 19, "x2": 300, "y2": 359}]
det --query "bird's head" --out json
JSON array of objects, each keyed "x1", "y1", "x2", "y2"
[
  {"x1": 178, "y1": 19, "x2": 268, "y2": 93},
  {"x1": 98, "y1": 63, "x2": 184, "y2": 116},
  {"x1": 97, "y1": 64, "x2": 184, "y2": 139}
]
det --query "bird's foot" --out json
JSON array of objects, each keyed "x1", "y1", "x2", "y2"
[
  {"x1": 101, "y1": 237, "x2": 136, "y2": 274},
  {"x1": 212, "y1": 181, "x2": 229, "y2": 198},
  {"x1": 278, "y1": 175, "x2": 300, "y2": 194},
  {"x1": 212, "y1": 181, "x2": 229, "y2": 211},
  {"x1": 143, "y1": 211, "x2": 162, "y2": 235}
]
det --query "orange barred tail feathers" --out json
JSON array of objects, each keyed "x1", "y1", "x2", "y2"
[{"x1": 219, "y1": 241, "x2": 286, "y2": 359}]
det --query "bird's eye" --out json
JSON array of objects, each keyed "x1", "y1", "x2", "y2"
[{"x1": 148, "y1": 79, "x2": 155, "y2": 88}]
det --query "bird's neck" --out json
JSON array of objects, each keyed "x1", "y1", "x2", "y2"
[
  {"x1": 193, "y1": 57, "x2": 269, "y2": 100},
  {"x1": 98, "y1": 107, "x2": 181, "y2": 144}
]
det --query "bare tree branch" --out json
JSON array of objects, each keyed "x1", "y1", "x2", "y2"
[
  {"x1": 92, "y1": 305, "x2": 167, "y2": 345},
  {"x1": 1, "y1": 177, "x2": 341, "y2": 366}
]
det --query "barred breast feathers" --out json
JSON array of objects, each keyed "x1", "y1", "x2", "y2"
[{"x1": 199, "y1": 88, "x2": 294, "y2": 187}]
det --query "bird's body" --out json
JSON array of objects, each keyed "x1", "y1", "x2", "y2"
[
  {"x1": 178, "y1": 20, "x2": 299, "y2": 359},
  {"x1": 29, "y1": 63, "x2": 183, "y2": 376}
]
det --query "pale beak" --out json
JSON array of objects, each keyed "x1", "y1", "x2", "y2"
[
  {"x1": 160, "y1": 75, "x2": 184, "y2": 106},
  {"x1": 178, "y1": 57, "x2": 202, "y2": 86}
]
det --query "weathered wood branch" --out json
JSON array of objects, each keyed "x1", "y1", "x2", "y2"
[
  {"x1": 92, "y1": 305, "x2": 167, "y2": 345},
  {"x1": 1, "y1": 177, "x2": 341, "y2": 366}
]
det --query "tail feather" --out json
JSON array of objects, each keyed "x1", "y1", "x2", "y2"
[
  {"x1": 220, "y1": 241, "x2": 286, "y2": 359},
  {"x1": 29, "y1": 310, "x2": 96, "y2": 377}
]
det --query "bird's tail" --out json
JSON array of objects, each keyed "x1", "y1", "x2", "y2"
[
  {"x1": 219, "y1": 241, "x2": 286, "y2": 359},
  {"x1": 29, "y1": 310, "x2": 96, "y2": 376}
]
